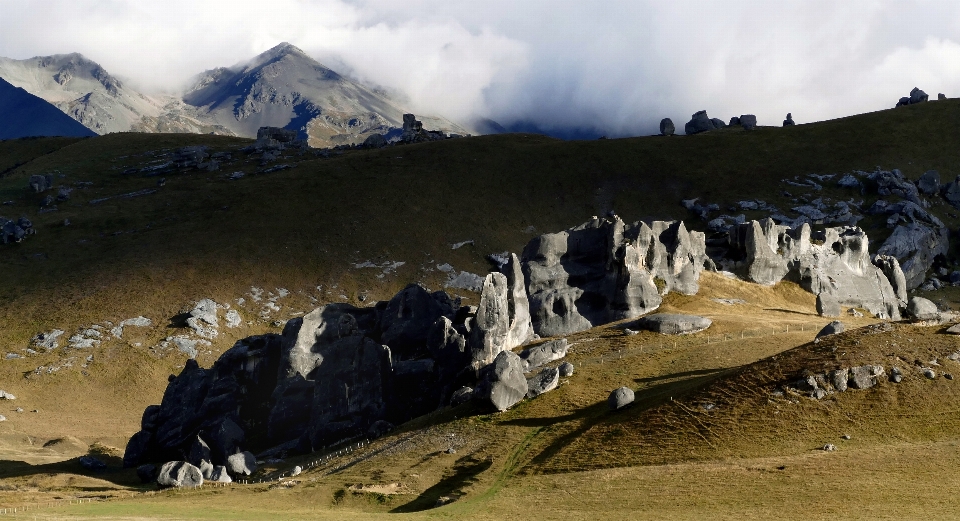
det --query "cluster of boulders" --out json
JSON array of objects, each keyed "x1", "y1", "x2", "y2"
[
  {"x1": 0, "y1": 215, "x2": 34, "y2": 244},
  {"x1": 896, "y1": 87, "x2": 929, "y2": 107},
  {"x1": 662, "y1": 111, "x2": 758, "y2": 136}
]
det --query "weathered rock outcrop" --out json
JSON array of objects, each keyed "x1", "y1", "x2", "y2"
[
  {"x1": 125, "y1": 267, "x2": 538, "y2": 468},
  {"x1": 522, "y1": 216, "x2": 710, "y2": 337},
  {"x1": 877, "y1": 221, "x2": 948, "y2": 290},
  {"x1": 608, "y1": 387, "x2": 634, "y2": 410},
  {"x1": 728, "y1": 220, "x2": 903, "y2": 319}
]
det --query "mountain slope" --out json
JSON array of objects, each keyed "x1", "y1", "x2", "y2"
[
  {"x1": 0, "y1": 53, "x2": 232, "y2": 135},
  {"x1": 0, "y1": 77, "x2": 96, "y2": 139},
  {"x1": 184, "y1": 43, "x2": 470, "y2": 146}
]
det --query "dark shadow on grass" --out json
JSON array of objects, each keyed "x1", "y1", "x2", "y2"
[
  {"x1": 0, "y1": 453, "x2": 143, "y2": 489},
  {"x1": 763, "y1": 308, "x2": 817, "y2": 317},
  {"x1": 633, "y1": 367, "x2": 724, "y2": 385},
  {"x1": 515, "y1": 369, "x2": 736, "y2": 474},
  {"x1": 389, "y1": 455, "x2": 492, "y2": 513}
]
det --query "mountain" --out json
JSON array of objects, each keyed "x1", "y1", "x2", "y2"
[
  {"x1": 183, "y1": 43, "x2": 471, "y2": 146},
  {"x1": 0, "y1": 77, "x2": 96, "y2": 139},
  {"x1": 0, "y1": 53, "x2": 233, "y2": 135}
]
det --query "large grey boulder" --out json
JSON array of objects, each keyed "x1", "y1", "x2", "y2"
[
  {"x1": 559, "y1": 362, "x2": 575, "y2": 377},
  {"x1": 917, "y1": 170, "x2": 941, "y2": 196},
  {"x1": 157, "y1": 461, "x2": 203, "y2": 488},
  {"x1": 684, "y1": 110, "x2": 715, "y2": 135},
  {"x1": 522, "y1": 217, "x2": 709, "y2": 337},
  {"x1": 608, "y1": 387, "x2": 634, "y2": 410},
  {"x1": 907, "y1": 296, "x2": 939, "y2": 320},
  {"x1": 739, "y1": 114, "x2": 757, "y2": 130},
  {"x1": 226, "y1": 451, "x2": 257, "y2": 477},
  {"x1": 659, "y1": 118, "x2": 675, "y2": 136},
  {"x1": 518, "y1": 338, "x2": 568, "y2": 372},
  {"x1": 526, "y1": 366, "x2": 560, "y2": 398},
  {"x1": 209, "y1": 465, "x2": 232, "y2": 483},
  {"x1": 816, "y1": 294, "x2": 841, "y2": 317},
  {"x1": 475, "y1": 350, "x2": 527, "y2": 411},
  {"x1": 635, "y1": 314, "x2": 712, "y2": 335}
]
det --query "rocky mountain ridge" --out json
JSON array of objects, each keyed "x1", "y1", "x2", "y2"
[{"x1": 0, "y1": 44, "x2": 472, "y2": 147}]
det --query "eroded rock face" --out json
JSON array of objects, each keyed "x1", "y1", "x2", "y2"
[
  {"x1": 877, "y1": 221, "x2": 949, "y2": 290},
  {"x1": 526, "y1": 366, "x2": 560, "y2": 398},
  {"x1": 518, "y1": 338, "x2": 568, "y2": 372},
  {"x1": 728, "y1": 220, "x2": 902, "y2": 319},
  {"x1": 522, "y1": 216, "x2": 709, "y2": 337},
  {"x1": 660, "y1": 118, "x2": 675, "y2": 136},
  {"x1": 684, "y1": 110, "x2": 716, "y2": 135}
]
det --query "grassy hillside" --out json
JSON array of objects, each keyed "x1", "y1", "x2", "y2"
[{"x1": 3, "y1": 100, "x2": 960, "y2": 519}]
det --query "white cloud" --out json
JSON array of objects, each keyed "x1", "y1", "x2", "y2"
[{"x1": 2, "y1": 1, "x2": 960, "y2": 135}]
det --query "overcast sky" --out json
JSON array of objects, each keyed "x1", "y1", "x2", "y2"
[{"x1": 2, "y1": 0, "x2": 960, "y2": 136}]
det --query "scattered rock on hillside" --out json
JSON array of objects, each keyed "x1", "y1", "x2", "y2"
[
  {"x1": 111, "y1": 316, "x2": 152, "y2": 339},
  {"x1": 890, "y1": 367, "x2": 903, "y2": 383},
  {"x1": 559, "y1": 362, "x2": 574, "y2": 377},
  {"x1": 518, "y1": 338, "x2": 568, "y2": 372},
  {"x1": 848, "y1": 365, "x2": 884, "y2": 389},
  {"x1": 0, "y1": 390, "x2": 15, "y2": 400},
  {"x1": 739, "y1": 114, "x2": 757, "y2": 130},
  {"x1": 634, "y1": 314, "x2": 712, "y2": 335},
  {"x1": 1, "y1": 216, "x2": 34, "y2": 244},
  {"x1": 923, "y1": 367, "x2": 937, "y2": 379},
  {"x1": 210, "y1": 465, "x2": 232, "y2": 482},
  {"x1": 917, "y1": 170, "x2": 941, "y2": 196},
  {"x1": 187, "y1": 299, "x2": 219, "y2": 338},
  {"x1": 816, "y1": 321, "x2": 844, "y2": 339},
  {"x1": 907, "y1": 296, "x2": 939, "y2": 320},
  {"x1": 225, "y1": 309, "x2": 242, "y2": 328},
  {"x1": 28, "y1": 174, "x2": 53, "y2": 193},
  {"x1": 476, "y1": 350, "x2": 527, "y2": 412},
  {"x1": 32, "y1": 329, "x2": 64, "y2": 350},
  {"x1": 783, "y1": 113, "x2": 795, "y2": 126},
  {"x1": 157, "y1": 461, "x2": 203, "y2": 488},
  {"x1": 837, "y1": 174, "x2": 861, "y2": 189},
  {"x1": 526, "y1": 366, "x2": 560, "y2": 398},
  {"x1": 729, "y1": 116, "x2": 740, "y2": 126},
  {"x1": 659, "y1": 118, "x2": 675, "y2": 136},
  {"x1": 608, "y1": 387, "x2": 634, "y2": 410},
  {"x1": 226, "y1": 451, "x2": 257, "y2": 477},
  {"x1": 939, "y1": 93, "x2": 947, "y2": 100}
]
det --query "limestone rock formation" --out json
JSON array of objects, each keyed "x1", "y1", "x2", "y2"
[
  {"x1": 28, "y1": 174, "x2": 53, "y2": 193},
  {"x1": 226, "y1": 451, "x2": 257, "y2": 477},
  {"x1": 522, "y1": 216, "x2": 710, "y2": 337},
  {"x1": 816, "y1": 321, "x2": 844, "y2": 339},
  {"x1": 739, "y1": 114, "x2": 757, "y2": 130},
  {"x1": 728, "y1": 220, "x2": 903, "y2": 319},
  {"x1": 877, "y1": 221, "x2": 948, "y2": 290},
  {"x1": 783, "y1": 113, "x2": 795, "y2": 126}
]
